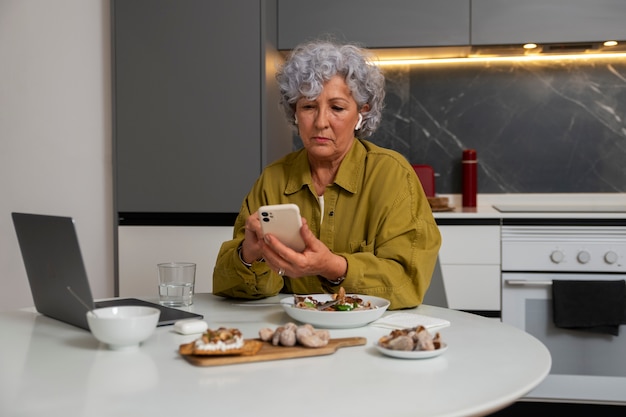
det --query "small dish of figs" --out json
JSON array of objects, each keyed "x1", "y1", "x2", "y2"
[{"x1": 375, "y1": 325, "x2": 447, "y2": 359}]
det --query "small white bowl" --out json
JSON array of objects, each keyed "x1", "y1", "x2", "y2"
[{"x1": 87, "y1": 306, "x2": 160, "y2": 351}]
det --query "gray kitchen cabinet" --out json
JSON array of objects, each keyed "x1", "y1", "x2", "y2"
[
  {"x1": 113, "y1": 0, "x2": 291, "y2": 215},
  {"x1": 277, "y1": 0, "x2": 470, "y2": 50},
  {"x1": 472, "y1": 0, "x2": 626, "y2": 45}
]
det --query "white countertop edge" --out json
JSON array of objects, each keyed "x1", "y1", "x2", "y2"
[{"x1": 433, "y1": 193, "x2": 626, "y2": 219}]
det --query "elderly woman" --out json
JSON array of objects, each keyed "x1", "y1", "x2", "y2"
[{"x1": 212, "y1": 40, "x2": 441, "y2": 309}]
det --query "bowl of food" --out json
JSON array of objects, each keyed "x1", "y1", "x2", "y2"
[
  {"x1": 280, "y1": 290, "x2": 390, "y2": 329},
  {"x1": 87, "y1": 306, "x2": 160, "y2": 351}
]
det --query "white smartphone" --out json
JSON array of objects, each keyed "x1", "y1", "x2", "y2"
[{"x1": 257, "y1": 204, "x2": 305, "y2": 252}]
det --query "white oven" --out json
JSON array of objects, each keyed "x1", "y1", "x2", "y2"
[{"x1": 501, "y1": 221, "x2": 626, "y2": 405}]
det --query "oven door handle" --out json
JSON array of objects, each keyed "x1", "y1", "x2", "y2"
[{"x1": 505, "y1": 279, "x2": 552, "y2": 286}]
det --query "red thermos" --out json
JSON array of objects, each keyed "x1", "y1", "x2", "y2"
[{"x1": 462, "y1": 149, "x2": 477, "y2": 207}]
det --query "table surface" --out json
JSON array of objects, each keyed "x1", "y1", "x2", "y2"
[{"x1": 0, "y1": 294, "x2": 551, "y2": 417}]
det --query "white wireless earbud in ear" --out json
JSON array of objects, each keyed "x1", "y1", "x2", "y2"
[
  {"x1": 355, "y1": 113, "x2": 363, "y2": 130},
  {"x1": 294, "y1": 115, "x2": 298, "y2": 125}
]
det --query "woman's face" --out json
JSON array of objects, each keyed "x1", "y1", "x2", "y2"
[{"x1": 294, "y1": 75, "x2": 366, "y2": 164}]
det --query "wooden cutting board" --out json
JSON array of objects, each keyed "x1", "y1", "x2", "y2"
[{"x1": 180, "y1": 337, "x2": 367, "y2": 367}]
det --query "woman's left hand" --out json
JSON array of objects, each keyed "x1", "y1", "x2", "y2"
[{"x1": 261, "y1": 218, "x2": 346, "y2": 280}]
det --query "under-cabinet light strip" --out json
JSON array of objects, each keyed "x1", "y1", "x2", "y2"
[{"x1": 374, "y1": 52, "x2": 626, "y2": 66}]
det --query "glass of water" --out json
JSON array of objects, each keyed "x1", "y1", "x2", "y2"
[{"x1": 157, "y1": 262, "x2": 196, "y2": 307}]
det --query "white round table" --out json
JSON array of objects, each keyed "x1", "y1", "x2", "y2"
[{"x1": 0, "y1": 293, "x2": 550, "y2": 417}]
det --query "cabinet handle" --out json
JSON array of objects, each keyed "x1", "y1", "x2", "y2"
[{"x1": 505, "y1": 280, "x2": 552, "y2": 286}]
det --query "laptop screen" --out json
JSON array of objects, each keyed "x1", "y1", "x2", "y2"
[{"x1": 12, "y1": 212, "x2": 202, "y2": 330}]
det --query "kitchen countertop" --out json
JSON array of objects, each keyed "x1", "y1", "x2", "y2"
[
  {"x1": 433, "y1": 193, "x2": 626, "y2": 221},
  {"x1": 0, "y1": 294, "x2": 551, "y2": 417}
]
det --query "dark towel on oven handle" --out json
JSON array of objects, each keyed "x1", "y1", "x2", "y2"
[{"x1": 552, "y1": 280, "x2": 626, "y2": 336}]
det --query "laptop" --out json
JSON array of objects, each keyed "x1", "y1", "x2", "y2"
[{"x1": 11, "y1": 212, "x2": 203, "y2": 330}]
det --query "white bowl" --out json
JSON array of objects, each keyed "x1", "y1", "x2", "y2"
[
  {"x1": 87, "y1": 306, "x2": 160, "y2": 351},
  {"x1": 280, "y1": 294, "x2": 390, "y2": 329}
]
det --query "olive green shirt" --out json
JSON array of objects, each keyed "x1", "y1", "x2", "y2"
[{"x1": 212, "y1": 139, "x2": 441, "y2": 310}]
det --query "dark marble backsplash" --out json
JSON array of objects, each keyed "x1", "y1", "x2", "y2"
[{"x1": 371, "y1": 57, "x2": 626, "y2": 194}]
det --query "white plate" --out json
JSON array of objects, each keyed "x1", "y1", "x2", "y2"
[
  {"x1": 280, "y1": 294, "x2": 390, "y2": 329},
  {"x1": 375, "y1": 342, "x2": 448, "y2": 359}
]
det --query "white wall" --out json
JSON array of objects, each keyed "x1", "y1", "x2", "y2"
[{"x1": 0, "y1": 0, "x2": 113, "y2": 310}]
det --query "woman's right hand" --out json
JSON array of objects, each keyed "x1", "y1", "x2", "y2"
[{"x1": 240, "y1": 212, "x2": 265, "y2": 264}]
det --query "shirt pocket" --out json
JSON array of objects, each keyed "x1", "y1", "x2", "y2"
[{"x1": 350, "y1": 240, "x2": 374, "y2": 254}]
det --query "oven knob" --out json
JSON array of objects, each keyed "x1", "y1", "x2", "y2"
[
  {"x1": 577, "y1": 250, "x2": 591, "y2": 264},
  {"x1": 604, "y1": 251, "x2": 618, "y2": 265},
  {"x1": 550, "y1": 250, "x2": 564, "y2": 263}
]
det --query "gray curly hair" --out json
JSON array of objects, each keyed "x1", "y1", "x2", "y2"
[{"x1": 275, "y1": 40, "x2": 385, "y2": 139}]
